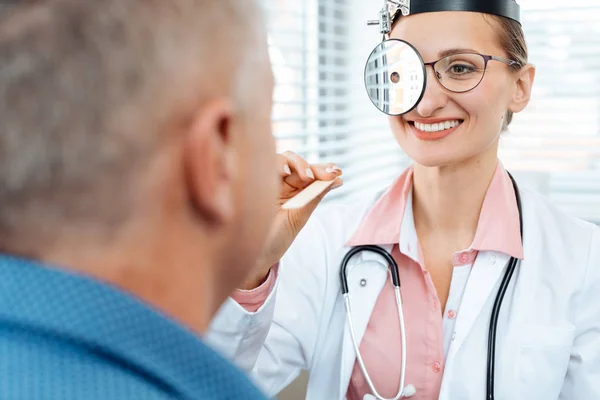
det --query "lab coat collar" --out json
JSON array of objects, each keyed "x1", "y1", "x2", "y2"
[{"x1": 345, "y1": 161, "x2": 524, "y2": 261}]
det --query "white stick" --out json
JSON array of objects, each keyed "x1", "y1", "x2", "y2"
[{"x1": 281, "y1": 179, "x2": 338, "y2": 210}]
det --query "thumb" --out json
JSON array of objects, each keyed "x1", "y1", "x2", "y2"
[
  {"x1": 293, "y1": 177, "x2": 343, "y2": 219},
  {"x1": 282, "y1": 178, "x2": 343, "y2": 241}
]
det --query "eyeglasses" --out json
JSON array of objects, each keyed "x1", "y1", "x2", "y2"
[{"x1": 423, "y1": 53, "x2": 521, "y2": 93}]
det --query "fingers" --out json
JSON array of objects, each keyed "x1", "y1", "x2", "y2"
[
  {"x1": 277, "y1": 155, "x2": 292, "y2": 177},
  {"x1": 315, "y1": 177, "x2": 343, "y2": 201},
  {"x1": 282, "y1": 151, "x2": 314, "y2": 183},
  {"x1": 280, "y1": 151, "x2": 342, "y2": 189},
  {"x1": 312, "y1": 163, "x2": 343, "y2": 181},
  {"x1": 292, "y1": 177, "x2": 344, "y2": 218}
]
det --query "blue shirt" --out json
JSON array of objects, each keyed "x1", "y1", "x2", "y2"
[{"x1": 0, "y1": 254, "x2": 268, "y2": 400}]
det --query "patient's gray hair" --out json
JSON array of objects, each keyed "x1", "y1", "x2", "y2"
[{"x1": 0, "y1": 0, "x2": 266, "y2": 253}]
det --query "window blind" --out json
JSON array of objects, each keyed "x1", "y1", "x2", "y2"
[{"x1": 501, "y1": 1, "x2": 600, "y2": 223}]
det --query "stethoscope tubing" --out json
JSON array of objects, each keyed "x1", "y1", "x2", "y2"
[
  {"x1": 340, "y1": 173, "x2": 523, "y2": 400},
  {"x1": 486, "y1": 172, "x2": 523, "y2": 400},
  {"x1": 341, "y1": 245, "x2": 406, "y2": 400}
]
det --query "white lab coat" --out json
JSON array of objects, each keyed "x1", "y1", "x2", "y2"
[{"x1": 207, "y1": 186, "x2": 600, "y2": 400}]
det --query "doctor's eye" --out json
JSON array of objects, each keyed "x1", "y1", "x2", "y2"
[{"x1": 448, "y1": 63, "x2": 477, "y2": 75}]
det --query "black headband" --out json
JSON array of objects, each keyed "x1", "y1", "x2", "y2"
[{"x1": 392, "y1": 0, "x2": 520, "y2": 25}]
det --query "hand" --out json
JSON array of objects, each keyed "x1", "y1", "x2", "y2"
[{"x1": 241, "y1": 151, "x2": 343, "y2": 289}]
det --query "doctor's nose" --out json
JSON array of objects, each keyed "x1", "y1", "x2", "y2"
[{"x1": 414, "y1": 66, "x2": 449, "y2": 118}]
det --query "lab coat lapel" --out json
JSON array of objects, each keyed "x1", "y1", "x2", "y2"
[
  {"x1": 338, "y1": 245, "x2": 392, "y2": 399},
  {"x1": 449, "y1": 251, "x2": 511, "y2": 355}
]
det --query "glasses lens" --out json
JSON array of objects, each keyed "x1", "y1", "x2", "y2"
[
  {"x1": 364, "y1": 39, "x2": 426, "y2": 116},
  {"x1": 434, "y1": 53, "x2": 486, "y2": 92}
]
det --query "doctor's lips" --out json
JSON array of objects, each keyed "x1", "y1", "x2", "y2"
[{"x1": 407, "y1": 118, "x2": 464, "y2": 141}]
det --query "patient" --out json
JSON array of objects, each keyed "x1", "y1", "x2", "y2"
[{"x1": 0, "y1": 0, "x2": 276, "y2": 398}]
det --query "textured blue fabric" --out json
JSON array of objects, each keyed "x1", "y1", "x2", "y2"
[{"x1": 0, "y1": 254, "x2": 268, "y2": 400}]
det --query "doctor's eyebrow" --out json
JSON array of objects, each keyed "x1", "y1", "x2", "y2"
[{"x1": 437, "y1": 48, "x2": 481, "y2": 58}]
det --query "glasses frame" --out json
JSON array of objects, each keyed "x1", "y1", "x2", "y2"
[
  {"x1": 363, "y1": 39, "x2": 525, "y2": 116},
  {"x1": 424, "y1": 53, "x2": 521, "y2": 93}
]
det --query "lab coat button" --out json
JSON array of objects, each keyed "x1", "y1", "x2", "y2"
[
  {"x1": 431, "y1": 361, "x2": 441, "y2": 373},
  {"x1": 360, "y1": 279, "x2": 367, "y2": 287}
]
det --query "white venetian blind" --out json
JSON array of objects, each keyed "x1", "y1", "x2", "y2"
[
  {"x1": 500, "y1": 0, "x2": 600, "y2": 224},
  {"x1": 264, "y1": 0, "x2": 600, "y2": 223}
]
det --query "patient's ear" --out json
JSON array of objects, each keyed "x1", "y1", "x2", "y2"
[{"x1": 184, "y1": 100, "x2": 237, "y2": 225}]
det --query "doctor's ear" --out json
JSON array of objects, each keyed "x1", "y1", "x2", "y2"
[
  {"x1": 508, "y1": 63, "x2": 536, "y2": 114},
  {"x1": 183, "y1": 100, "x2": 237, "y2": 225}
]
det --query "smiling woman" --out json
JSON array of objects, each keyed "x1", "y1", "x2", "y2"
[
  {"x1": 388, "y1": 11, "x2": 534, "y2": 168},
  {"x1": 207, "y1": 1, "x2": 600, "y2": 399}
]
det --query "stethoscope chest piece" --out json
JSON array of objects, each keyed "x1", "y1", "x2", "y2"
[{"x1": 362, "y1": 383, "x2": 417, "y2": 399}]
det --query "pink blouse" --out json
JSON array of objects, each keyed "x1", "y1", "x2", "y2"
[{"x1": 233, "y1": 162, "x2": 523, "y2": 400}]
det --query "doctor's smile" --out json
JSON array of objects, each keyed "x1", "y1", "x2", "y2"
[
  {"x1": 407, "y1": 118, "x2": 464, "y2": 141},
  {"x1": 207, "y1": 0, "x2": 600, "y2": 400}
]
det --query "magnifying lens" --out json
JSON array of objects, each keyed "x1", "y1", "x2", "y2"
[
  {"x1": 363, "y1": 0, "x2": 520, "y2": 116},
  {"x1": 363, "y1": 39, "x2": 426, "y2": 116}
]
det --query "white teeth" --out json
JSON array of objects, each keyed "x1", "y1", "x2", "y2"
[{"x1": 414, "y1": 120, "x2": 461, "y2": 133}]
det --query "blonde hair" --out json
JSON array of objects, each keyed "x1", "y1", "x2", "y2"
[{"x1": 488, "y1": 15, "x2": 528, "y2": 129}]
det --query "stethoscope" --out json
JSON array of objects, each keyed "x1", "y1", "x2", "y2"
[{"x1": 340, "y1": 173, "x2": 523, "y2": 400}]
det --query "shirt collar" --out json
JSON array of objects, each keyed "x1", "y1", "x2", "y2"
[
  {"x1": 346, "y1": 162, "x2": 523, "y2": 260},
  {"x1": 0, "y1": 254, "x2": 254, "y2": 399},
  {"x1": 346, "y1": 166, "x2": 413, "y2": 248},
  {"x1": 472, "y1": 162, "x2": 523, "y2": 259}
]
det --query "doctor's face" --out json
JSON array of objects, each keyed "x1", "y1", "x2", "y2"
[{"x1": 388, "y1": 12, "x2": 530, "y2": 168}]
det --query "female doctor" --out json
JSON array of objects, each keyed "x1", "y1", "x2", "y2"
[{"x1": 207, "y1": 1, "x2": 600, "y2": 399}]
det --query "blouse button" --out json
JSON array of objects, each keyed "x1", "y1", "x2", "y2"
[
  {"x1": 447, "y1": 310, "x2": 457, "y2": 319},
  {"x1": 458, "y1": 253, "x2": 469, "y2": 264},
  {"x1": 432, "y1": 361, "x2": 442, "y2": 373}
]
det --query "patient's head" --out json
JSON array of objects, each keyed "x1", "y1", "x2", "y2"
[{"x1": 0, "y1": 0, "x2": 277, "y2": 331}]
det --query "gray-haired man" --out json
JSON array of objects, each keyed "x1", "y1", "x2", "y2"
[{"x1": 0, "y1": 0, "x2": 276, "y2": 398}]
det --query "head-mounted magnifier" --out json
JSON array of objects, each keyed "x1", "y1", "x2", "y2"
[{"x1": 364, "y1": 0, "x2": 521, "y2": 116}]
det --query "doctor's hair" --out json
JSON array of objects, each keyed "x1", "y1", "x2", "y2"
[
  {"x1": 486, "y1": 15, "x2": 528, "y2": 130},
  {"x1": 0, "y1": 0, "x2": 265, "y2": 254}
]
